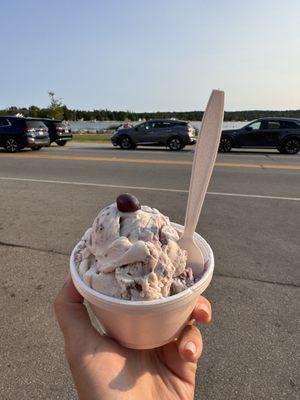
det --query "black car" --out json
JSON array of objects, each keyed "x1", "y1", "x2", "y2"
[
  {"x1": 0, "y1": 116, "x2": 49, "y2": 152},
  {"x1": 111, "y1": 119, "x2": 196, "y2": 150},
  {"x1": 219, "y1": 117, "x2": 300, "y2": 154},
  {"x1": 38, "y1": 119, "x2": 72, "y2": 146}
]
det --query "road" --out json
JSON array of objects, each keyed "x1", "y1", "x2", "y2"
[{"x1": 0, "y1": 143, "x2": 299, "y2": 400}]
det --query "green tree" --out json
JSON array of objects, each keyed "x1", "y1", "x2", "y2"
[
  {"x1": 28, "y1": 105, "x2": 39, "y2": 117},
  {"x1": 48, "y1": 91, "x2": 64, "y2": 120}
]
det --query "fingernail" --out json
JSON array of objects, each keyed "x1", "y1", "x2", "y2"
[
  {"x1": 184, "y1": 341, "x2": 196, "y2": 355},
  {"x1": 197, "y1": 304, "x2": 211, "y2": 322}
]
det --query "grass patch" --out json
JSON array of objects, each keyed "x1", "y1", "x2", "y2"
[{"x1": 73, "y1": 134, "x2": 112, "y2": 142}]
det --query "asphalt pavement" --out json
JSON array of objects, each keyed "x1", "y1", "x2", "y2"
[{"x1": 0, "y1": 143, "x2": 299, "y2": 400}]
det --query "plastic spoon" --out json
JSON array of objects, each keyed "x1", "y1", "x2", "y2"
[{"x1": 178, "y1": 89, "x2": 225, "y2": 274}]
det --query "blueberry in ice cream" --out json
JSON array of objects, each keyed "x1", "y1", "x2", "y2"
[{"x1": 74, "y1": 194, "x2": 195, "y2": 301}]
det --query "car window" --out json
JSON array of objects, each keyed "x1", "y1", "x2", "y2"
[
  {"x1": 138, "y1": 122, "x2": 150, "y2": 130},
  {"x1": 161, "y1": 122, "x2": 173, "y2": 128},
  {"x1": 53, "y1": 122, "x2": 64, "y2": 127},
  {"x1": 266, "y1": 121, "x2": 280, "y2": 129},
  {"x1": 26, "y1": 120, "x2": 47, "y2": 129},
  {"x1": 280, "y1": 121, "x2": 299, "y2": 129},
  {"x1": 152, "y1": 122, "x2": 172, "y2": 129},
  {"x1": 247, "y1": 121, "x2": 262, "y2": 130},
  {"x1": 0, "y1": 118, "x2": 11, "y2": 127},
  {"x1": 43, "y1": 121, "x2": 63, "y2": 128}
]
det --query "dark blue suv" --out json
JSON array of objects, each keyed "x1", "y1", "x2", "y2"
[
  {"x1": 219, "y1": 117, "x2": 300, "y2": 154},
  {"x1": 0, "y1": 116, "x2": 49, "y2": 152}
]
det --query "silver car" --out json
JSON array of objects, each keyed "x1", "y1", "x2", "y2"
[{"x1": 111, "y1": 119, "x2": 196, "y2": 151}]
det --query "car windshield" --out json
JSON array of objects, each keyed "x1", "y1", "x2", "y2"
[
  {"x1": 239, "y1": 120, "x2": 257, "y2": 129},
  {"x1": 246, "y1": 121, "x2": 261, "y2": 130}
]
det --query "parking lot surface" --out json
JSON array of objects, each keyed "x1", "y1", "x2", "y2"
[{"x1": 0, "y1": 143, "x2": 299, "y2": 400}]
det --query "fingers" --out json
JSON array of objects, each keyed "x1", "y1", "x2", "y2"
[
  {"x1": 192, "y1": 296, "x2": 212, "y2": 324},
  {"x1": 53, "y1": 273, "x2": 96, "y2": 345},
  {"x1": 177, "y1": 324, "x2": 203, "y2": 363},
  {"x1": 176, "y1": 296, "x2": 211, "y2": 363}
]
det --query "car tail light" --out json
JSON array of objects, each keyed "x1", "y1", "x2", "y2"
[{"x1": 23, "y1": 127, "x2": 35, "y2": 133}]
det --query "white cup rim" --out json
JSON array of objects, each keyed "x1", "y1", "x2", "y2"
[{"x1": 70, "y1": 222, "x2": 214, "y2": 307}]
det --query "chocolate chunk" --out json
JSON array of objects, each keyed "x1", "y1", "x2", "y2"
[{"x1": 116, "y1": 194, "x2": 141, "y2": 212}]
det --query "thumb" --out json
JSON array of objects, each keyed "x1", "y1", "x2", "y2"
[{"x1": 54, "y1": 273, "x2": 96, "y2": 346}]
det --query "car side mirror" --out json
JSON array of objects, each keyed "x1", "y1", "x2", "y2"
[{"x1": 245, "y1": 126, "x2": 253, "y2": 131}]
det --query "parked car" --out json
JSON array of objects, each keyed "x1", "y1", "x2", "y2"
[
  {"x1": 111, "y1": 119, "x2": 196, "y2": 150},
  {"x1": 0, "y1": 116, "x2": 49, "y2": 152},
  {"x1": 219, "y1": 117, "x2": 300, "y2": 154},
  {"x1": 37, "y1": 119, "x2": 72, "y2": 146}
]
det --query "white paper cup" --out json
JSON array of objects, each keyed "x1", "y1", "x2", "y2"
[{"x1": 70, "y1": 223, "x2": 214, "y2": 349}]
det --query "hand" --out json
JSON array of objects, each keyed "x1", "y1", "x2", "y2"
[{"x1": 54, "y1": 274, "x2": 212, "y2": 400}]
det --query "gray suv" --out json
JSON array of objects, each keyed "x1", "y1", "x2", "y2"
[{"x1": 111, "y1": 119, "x2": 196, "y2": 150}]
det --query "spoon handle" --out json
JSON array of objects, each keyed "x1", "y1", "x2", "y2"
[{"x1": 183, "y1": 90, "x2": 225, "y2": 239}]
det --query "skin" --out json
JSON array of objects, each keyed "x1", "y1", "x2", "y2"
[{"x1": 54, "y1": 274, "x2": 212, "y2": 400}]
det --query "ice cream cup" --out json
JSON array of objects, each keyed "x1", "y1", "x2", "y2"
[{"x1": 70, "y1": 222, "x2": 214, "y2": 349}]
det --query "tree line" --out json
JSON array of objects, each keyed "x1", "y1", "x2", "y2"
[{"x1": 1, "y1": 93, "x2": 299, "y2": 121}]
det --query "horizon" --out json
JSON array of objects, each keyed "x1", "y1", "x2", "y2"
[
  {"x1": 1, "y1": 0, "x2": 300, "y2": 111},
  {"x1": 2, "y1": 104, "x2": 300, "y2": 113}
]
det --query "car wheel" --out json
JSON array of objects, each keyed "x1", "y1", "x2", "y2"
[
  {"x1": 56, "y1": 140, "x2": 67, "y2": 146},
  {"x1": 168, "y1": 137, "x2": 183, "y2": 151},
  {"x1": 119, "y1": 136, "x2": 135, "y2": 150},
  {"x1": 4, "y1": 137, "x2": 19, "y2": 153},
  {"x1": 32, "y1": 146, "x2": 42, "y2": 151},
  {"x1": 280, "y1": 138, "x2": 300, "y2": 155},
  {"x1": 219, "y1": 137, "x2": 232, "y2": 152}
]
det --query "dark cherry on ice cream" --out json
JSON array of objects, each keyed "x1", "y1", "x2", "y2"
[{"x1": 116, "y1": 194, "x2": 141, "y2": 213}]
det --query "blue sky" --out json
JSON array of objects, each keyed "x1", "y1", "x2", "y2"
[{"x1": 1, "y1": 0, "x2": 300, "y2": 111}]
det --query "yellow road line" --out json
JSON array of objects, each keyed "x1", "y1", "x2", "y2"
[
  {"x1": 218, "y1": 163, "x2": 300, "y2": 170},
  {"x1": 215, "y1": 162, "x2": 261, "y2": 169},
  {"x1": 0, "y1": 153, "x2": 191, "y2": 165},
  {"x1": 0, "y1": 153, "x2": 300, "y2": 170}
]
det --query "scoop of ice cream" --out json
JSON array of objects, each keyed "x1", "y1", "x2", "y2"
[{"x1": 75, "y1": 194, "x2": 194, "y2": 300}]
